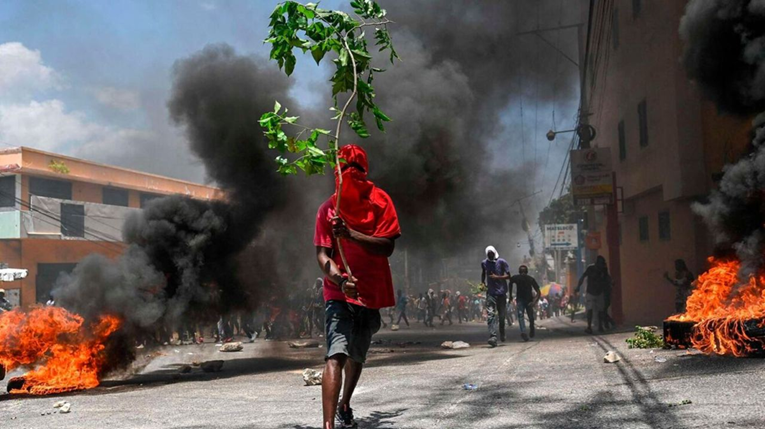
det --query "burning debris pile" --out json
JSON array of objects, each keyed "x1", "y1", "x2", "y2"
[
  {"x1": 0, "y1": 307, "x2": 120, "y2": 394},
  {"x1": 665, "y1": 0, "x2": 765, "y2": 356}
]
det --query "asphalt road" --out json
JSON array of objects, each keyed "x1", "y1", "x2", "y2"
[{"x1": 2, "y1": 315, "x2": 765, "y2": 428}]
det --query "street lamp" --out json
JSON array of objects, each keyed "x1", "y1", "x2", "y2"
[{"x1": 546, "y1": 124, "x2": 597, "y2": 142}]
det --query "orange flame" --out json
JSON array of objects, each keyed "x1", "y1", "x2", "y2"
[
  {"x1": 668, "y1": 258, "x2": 765, "y2": 356},
  {"x1": 0, "y1": 306, "x2": 121, "y2": 395}
]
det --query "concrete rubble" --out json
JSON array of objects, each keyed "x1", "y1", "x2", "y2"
[{"x1": 302, "y1": 369, "x2": 323, "y2": 386}]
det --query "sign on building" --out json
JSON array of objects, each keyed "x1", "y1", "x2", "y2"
[
  {"x1": 570, "y1": 148, "x2": 614, "y2": 205},
  {"x1": 544, "y1": 224, "x2": 578, "y2": 250}
]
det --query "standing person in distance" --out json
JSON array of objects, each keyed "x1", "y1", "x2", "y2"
[{"x1": 481, "y1": 246, "x2": 511, "y2": 347}]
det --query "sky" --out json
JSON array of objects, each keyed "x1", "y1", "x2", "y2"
[
  {"x1": 0, "y1": 0, "x2": 349, "y2": 183},
  {"x1": 0, "y1": 0, "x2": 582, "y2": 241}
]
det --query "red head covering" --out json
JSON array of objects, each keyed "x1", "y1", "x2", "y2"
[{"x1": 334, "y1": 145, "x2": 400, "y2": 238}]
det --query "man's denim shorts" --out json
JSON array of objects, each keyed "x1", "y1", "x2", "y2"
[{"x1": 325, "y1": 300, "x2": 381, "y2": 364}]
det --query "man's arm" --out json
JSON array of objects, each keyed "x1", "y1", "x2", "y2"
[
  {"x1": 316, "y1": 246, "x2": 358, "y2": 299},
  {"x1": 481, "y1": 267, "x2": 486, "y2": 285},
  {"x1": 532, "y1": 278, "x2": 542, "y2": 304},
  {"x1": 332, "y1": 218, "x2": 395, "y2": 257},
  {"x1": 575, "y1": 270, "x2": 589, "y2": 293}
]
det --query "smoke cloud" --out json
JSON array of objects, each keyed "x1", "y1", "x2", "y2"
[
  {"x1": 56, "y1": 44, "x2": 293, "y2": 331},
  {"x1": 680, "y1": 0, "x2": 765, "y2": 115},
  {"x1": 682, "y1": 0, "x2": 765, "y2": 276}
]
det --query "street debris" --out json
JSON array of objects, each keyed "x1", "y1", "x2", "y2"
[
  {"x1": 626, "y1": 326, "x2": 665, "y2": 349},
  {"x1": 53, "y1": 400, "x2": 67, "y2": 408},
  {"x1": 219, "y1": 342, "x2": 243, "y2": 352},
  {"x1": 288, "y1": 340, "x2": 321, "y2": 349},
  {"x1": 302, "y1": 369, "x2": 323, "y2": 386},
  {"x1": 59, "y1": 403, "x2": 71, "y2": 413},
  {"x1": 677, "y1": 349, "x2": 703, "y2": 357},
  {"x1": 603, "y1": 351, "x2": 621, "y2": 363},
  {"x1": 396, "y1": 341, "x2": 421, "y2": 348},
  {"x1": 369, "y1": 348, "x2": 395, "y2": 354},
  {"x1": 201, "y1": 360, "x2": 224, "y2": 373},
  {"x1": 462, "y1": 383, "x2": 478, "y2": 391},
  {"x1": 668, "y1": 399, "x2": 693, "y2": 408},
  {"x1": 441, "y1": 341, "x2": 470, "y2": 349},
  {"x1": 654, "y1": 356, "x2": 668, "y2": 363},
  {"x1": 390, "y1": 324, "x2": 400, "y2": 331}
]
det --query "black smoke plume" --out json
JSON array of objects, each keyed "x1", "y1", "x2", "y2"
[
  {"x1": 680, "y1": 0, "x2": 765, "y2": 115},
  {"x1": 681, "y1": 0, "x2": 765, "y2": 276},
  {"x1": 56, "y1": 44, "x2": 292, "y2": 332}
]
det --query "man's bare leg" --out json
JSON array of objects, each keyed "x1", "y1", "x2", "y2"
[
  {"x1": 339, "y1": 359, "x2": 363, "y2": 410},
  {"x1": 322, "y1": 355, "x2": 347, "y2": 429}
]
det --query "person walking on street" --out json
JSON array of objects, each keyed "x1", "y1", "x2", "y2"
[
  {"x1": 425, "y1": 289, "x2": 437, "y2": 328},
  {"x1": 416, "y1": 293, "x2": 426, "y2": 323},
  {"x1": 575, "y1": 256, "x2": 612, "y2": 334},
  {"x1": 481, "y1": 245, "x2": 511, "y2": 347},
  {"x1": 314, "y1": 145, "x2": 401, "y2": 429},
  {"x1": 664, "y1": 259, "x2": 695, "y2": 314},
  {"x1": 456, "y1": 291, "x2": 468, "y2": 323},
  {"x1": 395, "y1": 289, "x2": 410, "y2": 327},
  {"x1": 507, "y1": 265, "x2": 541, "y2": 342},
  {"x1": 440, "y1": 291, "x2": 453, "y2": 326}
]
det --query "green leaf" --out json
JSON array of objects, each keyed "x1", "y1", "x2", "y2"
[
  {"x1": 285, "y1": 54, "x2": 296, "y2": 76},
  {"x1": 349, "y1": 119, "x2": 370, "y2": 138},
  {"x1": 283, "y1": 116, "x2": 299, "y2": 124},
  {"x1": 373, "y1": 106, "x2": 391, "y2": 122},
  {"x1": 315, "y1": 128, "x2": 331, "y2": 135},
  {"x1": 307, "y1": 145, "x2": 325, "y2": 157},
  {"x1": 311, "y1": 45, "x2": 326, "y2": 65},
  {"x1": 274, "y1": 100, "x2": 282, "y2": 113}
]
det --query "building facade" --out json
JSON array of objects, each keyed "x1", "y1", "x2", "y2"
[
  {"x1": 0, "y1": 147, "x2": 221, "y2": 308},
  {"x1": 582, "y1": 0, "x2": 752, "y2": 323}
]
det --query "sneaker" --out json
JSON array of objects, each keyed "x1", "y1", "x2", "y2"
[
  {"x1": 500, "y1": 335, "x2": 506, "y2": 342},
  {"x1": 585, "y1": 327, "x2": 593, "y2": 334},
  {"x1": 521, "y1": 333, "x2": 529, "y2": 342},
  {"x1": 529, "y1": 328, "x2": 535, "y2": 338},
  {"x1": 336, "y1": 405, "x2": 358, "y2": 428},
  {"x1": 488, "y1": 338, "x2": 498, "y2": 348}
]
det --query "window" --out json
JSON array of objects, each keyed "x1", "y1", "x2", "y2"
[
  {"x1": 638, "y1": 216, "x2": 649, "y2": 242},
  {"x1": 0, "y1": 175, "x2": 15, "y2": 208},
  {"x1": 139, "y1": 192, "x2": 163, "y2": 208},
  {"x1": 638, "y1": 99, "x2": 649, "y2": 147},
  {"x1": 103, "y1": 187, "x2": 129, "y2": 207},
  {"x1": 658, "y1": 211, "x2": 671, "y2": 241},
  {"x1": 618, "y1": 120, "x2": 626, "y2": 161},
  {"x1": 60, "y1": 203, "x2": 85, "y2": 238},
  {"x1": 612, "y1": 8, "x2": 620, "y2": 50},
  {"x1": 632, "y1": 0, "x2": 641, "y2": 19},
  {"x1": 29, "y1": 176, "x2": 72, "y2": 200}
]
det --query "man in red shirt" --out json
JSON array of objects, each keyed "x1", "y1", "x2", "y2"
[{"x1": 314, "y1": 145, "x2": 401, "y2": 429}]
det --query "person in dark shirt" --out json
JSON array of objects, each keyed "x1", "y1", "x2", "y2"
[
  {"x1": 508, "y1": 265, "x2": 541, "y2": 341},
  {"x1": 482, "y1": 245, "x2": 511, "y2": 347},
  {"x1": 575, "y1": 256, "x2": 612, "y2": 334}
]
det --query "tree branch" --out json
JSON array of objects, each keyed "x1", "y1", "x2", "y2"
[{"x1": 333, "y1": 31, "x2": 360, "y2": 280}]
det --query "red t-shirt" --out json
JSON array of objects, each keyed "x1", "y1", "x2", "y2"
[{"x1": 314, "y1": 195, "x2": 400, "y2": 309}]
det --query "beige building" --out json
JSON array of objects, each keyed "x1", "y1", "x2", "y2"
[{"x1": 581, "y1": 0, "x2": 751, "y2": 323}]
